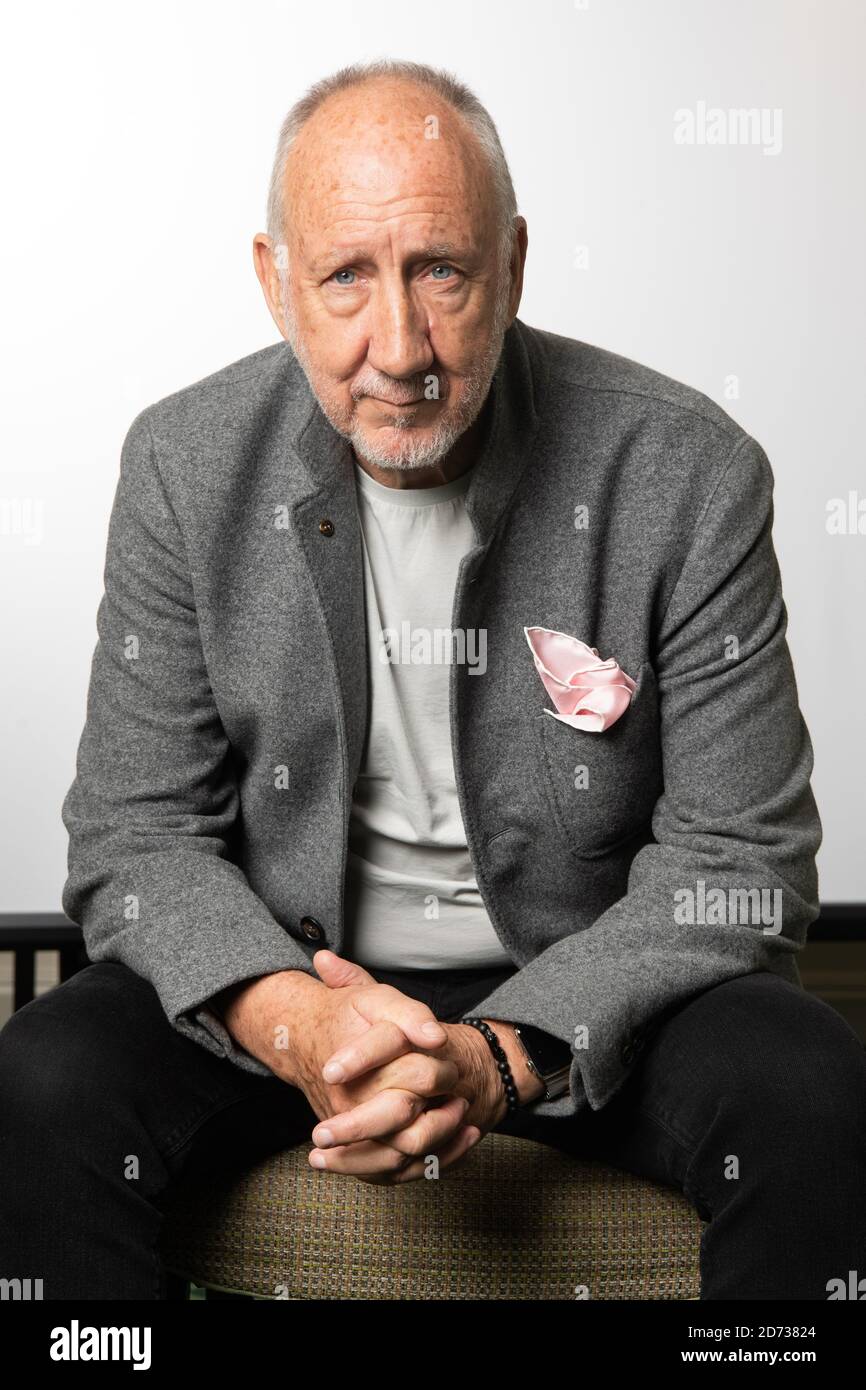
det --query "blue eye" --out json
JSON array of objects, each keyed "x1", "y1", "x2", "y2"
[{"x1": 329, "y1": 263, "x2": 456, "y2": 286}]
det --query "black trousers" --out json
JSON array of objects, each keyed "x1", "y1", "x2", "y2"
[{"x1": 0, "y1": 959, "x2": 864, "y2": 1300}]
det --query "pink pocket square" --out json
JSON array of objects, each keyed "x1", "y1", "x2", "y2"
[{"x1": 524, "y1": 626, "x2": 637, "y2": 733}]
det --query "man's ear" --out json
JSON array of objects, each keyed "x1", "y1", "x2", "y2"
[
  {"x1": 253, "y1": 233, "x2": 289, "y2": 339},
  {"x1": 507, "y1": 216, "x2": 528, "y2": 325}
]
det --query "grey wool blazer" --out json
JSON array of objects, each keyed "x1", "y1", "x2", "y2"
[{"x1": 61, "y1": 317, "x2": 822, "y2": 1120}]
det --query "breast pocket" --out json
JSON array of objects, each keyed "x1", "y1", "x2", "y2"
[{"x1": 533, "y1": 660, "x2": 663, "y2": 860}]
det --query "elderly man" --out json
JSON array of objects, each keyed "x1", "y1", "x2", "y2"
[{"x1": 1, "y1": 59, "x2": 864, "y2": 1302}]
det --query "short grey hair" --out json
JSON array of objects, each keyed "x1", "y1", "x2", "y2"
[{"x1": 265, "y1": 58, "x2": 518, "y2": 281}]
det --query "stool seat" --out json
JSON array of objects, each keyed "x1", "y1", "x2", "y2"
[{"x1": 159, "y1": 1132, "x2": 704, "y2": 1299}]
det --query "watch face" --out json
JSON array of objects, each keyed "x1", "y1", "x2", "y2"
[{"x1": 517, "y1": 1024, "x2": 573, "y2": 1077}]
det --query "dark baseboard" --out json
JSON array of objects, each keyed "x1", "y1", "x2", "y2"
[{"x1": 806, "y1": 904, "x2": 866, "y2": 941}]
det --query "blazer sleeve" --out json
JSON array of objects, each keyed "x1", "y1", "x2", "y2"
[
  {"x1": 460, "y1": 433, "x2": 823, "y2": 1118},
  {"x1": 61, "y1": 409, "x2": 317, "y2": 1078}
]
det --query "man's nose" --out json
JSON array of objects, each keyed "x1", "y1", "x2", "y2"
[{"x1": 366, "y1": 282, "x2": 433, "y2": 382}]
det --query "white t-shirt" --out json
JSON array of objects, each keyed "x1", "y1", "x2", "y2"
[{"x1": 342, "y1": 460, "x2": 513, "y2": 970}]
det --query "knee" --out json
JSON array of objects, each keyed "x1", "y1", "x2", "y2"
[
  {"x1": 0, "y1": 965, "x2": 148, "y2": 1129},
  {"x1": 711, "y1": 975, "x2": 866, "y2": 1141},
  {"x1": 0, "y1": 1003, "x2": 98, "y2": 1131}
]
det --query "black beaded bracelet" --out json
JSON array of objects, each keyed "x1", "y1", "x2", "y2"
[{"x1": 463, "y1": 1017, "x2": 520, "y2": 1115}]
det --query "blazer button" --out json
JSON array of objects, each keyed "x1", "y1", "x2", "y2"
[
  {"x1": 620, "y1": 1039, "x2": 636, "y2": 1066},
  {"x1": 299, "y1": 915, "x2": 325, "y2": 942},
  {"x1": 318, "y1": 518, "x2": 335, "y2": 537}
]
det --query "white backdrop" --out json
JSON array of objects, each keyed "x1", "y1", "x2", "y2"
[{"x1": 1, "y1": 0, "x2": 863, "y2": 909}]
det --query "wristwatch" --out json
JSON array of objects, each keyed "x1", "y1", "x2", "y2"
[{"x1": 513, "y1": 1023, "x2": 573, "y2": 1101}]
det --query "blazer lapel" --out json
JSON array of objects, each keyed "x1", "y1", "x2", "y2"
[
  {"x1": 461, "y1": 317, "x2": 550, "y2": 555},
  {"x1": 283, "y1": 386, "x2": 369, "y2": 793}
]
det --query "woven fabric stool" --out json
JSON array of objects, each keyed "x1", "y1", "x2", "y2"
[{"x1": 158, "y1": 1131, "x2": 705, "y2": 1299}]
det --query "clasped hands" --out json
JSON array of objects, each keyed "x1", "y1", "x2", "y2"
[{"x1": 218, "y1": 949, "x2": 541, "y2": 1186}]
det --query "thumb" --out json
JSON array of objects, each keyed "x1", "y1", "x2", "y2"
[{"x1": 312, "y1": 949, "x2": 377, "y2": 990}]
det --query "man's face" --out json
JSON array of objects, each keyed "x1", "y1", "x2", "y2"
[{"x1": 260, "y1": 79, "x2": 522, "y2": 473}]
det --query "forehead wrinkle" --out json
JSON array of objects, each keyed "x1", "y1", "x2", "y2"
[
  {"x1": 291, "y1": 182, "x2": 488, "y2": 265},
  {"x1": 311, "y1": 218, "x2": 485, "y2": 270},
  {"x1": 291, "y1": 156, "x2": 478, "y2": 227}
]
